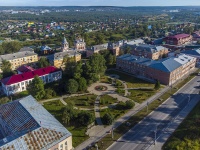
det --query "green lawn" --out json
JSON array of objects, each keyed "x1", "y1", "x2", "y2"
[
  {"x1": 106, "y1": 70, "x2": 155, "y2": 88},
  {"x1": 64, "y1": 94, "x2": 97, "y2": 109},
  {"x1": 100, "y1": 95, "x2": 118, "y2": 107},
  {"x1": 128, "y1": 89, "x2": 156, "y2": 103},
  {"x1": 163, "y1": 101, "x2": 200, "y2": 150},
  {"x1": 43, "y1": 100, "x2": 89, "y2": 147}
]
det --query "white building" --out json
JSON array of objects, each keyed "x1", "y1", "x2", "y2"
[{"x1": 0, "y1": 66, "x2": 62, "y2": 96}]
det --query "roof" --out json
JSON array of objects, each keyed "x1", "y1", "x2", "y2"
[
  {"x1": 126, "y1": 39, "x2": 144, "y2": 45},
  {"x1": 181, "y1": 49, "x2": 200, "y2": 56},
  {"x1": 0, "y1": 95, "x2": 71, "y2": 150},
  {"x1": 48, "y1": 50, "x2": 81, "y2": 61},
  {"x1": 17, "y1": 65, "x2": 35, "y2": 73},
  {"x1": 62, "y1": 37, "x2": 68, "y2": 44},
  {"x1": 40, "y1": 45, "x2": 52, "y2": 51},
  {"x1": 134, "y1": 44, "x2": 166, "y2": 53},
  {"x1": 0, "y1": 51, "x2": 37, "y2": 62},
  {"x1": 87, "y1": 43, "x2": 108, "y2": 51},
  {"x1": 166, "y1": 34, "x2": 191, "y2": 39},
  {"x1": 1, "y1": 66, "x2": 60, "y2": 85},
  {"x1": 19, "y1": 47, "x2": 34, "y2": 52},
  {"x1": 149, "y1": 54, "x2": 195, "y2": 72}
]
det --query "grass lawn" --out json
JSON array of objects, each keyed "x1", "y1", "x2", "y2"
[
  {"x1": 162, "y1": 101, "x2": 200, "y2": 150},
  {"x1": 128, "y1": 89, "x2": 156, "y2": 103},
  {"x1": 43, "y1": 100, "x2": 90, "y2": 147},
  {"x1": 89, "y1": 70, "x2": 199, "y2": 150},
  {"x1": 106, "y1": 70, "x2": 155, "y2": 88},
  {"x1": 43, "y1": 100, "x2": 65, "y2": 122},
  {"x1": 100, "y1": 76, "x2": 110, "y2": 83},
  {"x1": 100, "y1": 95, "x2": 118, "y2": 107},
  {"x1": 64, "y1": 94, "x2": 97, "y2": 109}
]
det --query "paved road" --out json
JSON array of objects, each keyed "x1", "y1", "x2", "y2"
[{"x1": 108, "y1": 76, "x2": 200, "y2": 150}]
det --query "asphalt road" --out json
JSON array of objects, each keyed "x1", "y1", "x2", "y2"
[{"x1": 108, "y1": 76, "x2": 200, "y2": 150}]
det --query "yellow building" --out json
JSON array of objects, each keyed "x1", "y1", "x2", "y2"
[
  {"x1": 0, "y1": 51, "x2": 38, "y2": 72},
  {"x1": 48, "y1": 50, "x2": 81, "y2": 69}
]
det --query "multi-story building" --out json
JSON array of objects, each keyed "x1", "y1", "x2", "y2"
[
  {"x1": 74, "y1": 38, "x2": 86, "y2": 50},
  {"x1": 1, "y1": 66, "x2": 62, "y2": 96},
  {"x1": 163, "y1": 34, "x2": 192, "y2": 45},
  {"x1": 86, "y1": 43, "x2": 108, "y2": 57},
  {"x1": 0, "y1": 51, "x2": 38, "y2": 72},
  {"x1": 48, "y1": 50, "x2": 81, "y2": 69},
  {"x1": 192, "y1": 31, "x2": 200, "y2": 41},
  {"x1": 62, "y1": 37, "x2": 69, "y2": 52},
  {"x1": 131, "y1": 44, "x2": 168, "y2": 60},
  {"x1": 0, "y1": 95, "x2": 72, "y2": 150},
  {"x1": 116, "y1": 54, "x2": 196, "y2": 85},
  {"x1": 108, "y1": 40, "x2": 125, "y2": 56},
  {"x1": 181, "y1": 49, "x2": 200, "y2": 66}
]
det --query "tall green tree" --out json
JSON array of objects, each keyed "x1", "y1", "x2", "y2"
[
  {"x1": 27, "y1": 75, "x2": 45, "y2": 100},
  {"x1": 73, "y1": 61, "x2": 83, "y2": 80},
  {"x1": 154, "y1": 80, "x2": 160, "y2": 90},
  {"x1": 37, "y1": 57, "x2": 50, "y2": 68},
  {"x1": 78, "y1": 77, "x2": 87, "y2": 92},
  {"x1": 2, "y1": 41, "x2": 22, "y2": 54},
  {"x1": 77, "y1": 111, "x2": 95, "y2": 126},
  {"x1": 66, "y1": 79, "x2": 79, "y2": 94},
  {"x1": 1, "y1": 60, "x2": 14, "y2": 78}
]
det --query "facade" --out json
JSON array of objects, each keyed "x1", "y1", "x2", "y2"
[
  {"x1": 86, "y1": 43, "x2": 108, "y2": 57},
  {"x1": 62, "y1": 37, "x2": 69, "y2": 52},
  {"x1": 116, "y1": 54, "x2": 196, "y2": 85},
  {"x1": 48, "y1": 50, "x2": 81, "y2": 68},
  {"x1": 131, "y1": 44, "x2": 168, "y2": 60},
  {"x1": 108, "y1": 40, "x2": 125, "y2": 56},
  {"x1": 1, "y1": 66, "x2": 62, "y2": 96},
  {"x1": 163, "y1": 34, "x2": 192, "y2": 45},
  {"x1": 74, "y1": 38, "x2": 86, "y2": 50},
  {"x1": 40, "y1": 45, "x2": 54, "y2": 55},
  {"x1": 0, "y1": 51, "x2": 38, "y2": 72},
  {"x1": 0, "y1": 95, "x2": 72, "y2": 150}
]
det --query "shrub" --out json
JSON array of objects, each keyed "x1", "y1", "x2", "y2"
[
  {"x1": 126, "y1": 100, "x2": 135, "y2": 109},
  {"x1": 102, "y1": 113, "x2": 114, "y2": 125}
]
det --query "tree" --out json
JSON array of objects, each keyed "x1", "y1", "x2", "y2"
[
  {"x1": 73, "y1": 61, "x2": 83, "y2": 80},
  {"x1": 66, "y1": 79, "x2": 79, "y2": 94},
  {"x1": 77, "y1": 111, "x2": 95, "y2": 126},
  {"x1": 154, "y1": 80, "x2": 161, "y2": 90},
  {"x1": 1, "y1": 60, "x2": 14, "y2": 78},
  {"x1": 64, "y1": 56, "x2": 76, "y2": 77},
  {"x1": 107, "y1": 54, "x2": 114, "y2": 65},
  {"x1": 78, "y1": 77, "x2": 87, "y2": 92},
  {"x1": 62, "y1": 104, "x2": 78, "y2": 125},
  {"x1": 44, "y1": 88, "x2": 56, "y2": 99},
  {"x1": 27, "y1": 76, "x2": 45, "y2": 100},
  {"x1": 1, "y1": 41, "x2": 22, "y2": 54},
  {"x1": 83, "y1": 53, "x2": 106, "y2": 83},
  {"x1": 126, "y1": 100, "x2": 135, "y2": 109},
  {"x1": 37, "y1": 57, "x2": 50, "y2": 68},
  {"x1": 103, "y1": 113, "x2": 114, "y2": 125}
]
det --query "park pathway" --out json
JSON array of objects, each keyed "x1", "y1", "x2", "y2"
[{"x1": 94, "y1": 95, "x2": 103, "y2": 125}]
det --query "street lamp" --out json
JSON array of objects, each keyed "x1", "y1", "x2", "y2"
[
  {"x1": 188, "y1": 94, "x2": 190, "y2": 104},
  {"x1": 154, "y1": 124, "x2": 157, "y2": 145},
  {"x1": 146, "y1": 101, "x2": 149, "y2": 113}
]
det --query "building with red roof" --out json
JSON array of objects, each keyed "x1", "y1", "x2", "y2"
[
  {"x1": 0, "y1": 66, "x2": 62, "y2": 96},
  {"x1": 17, "y1": 65, "x2": 35, "y2": 74},
  {"x1": 163, "y1": 34, "x2": 192, "y2": 45}
]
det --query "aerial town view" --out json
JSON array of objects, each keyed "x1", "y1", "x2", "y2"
[{"x1": 0, "y1": 0, "x2": 200, "y2": 150}]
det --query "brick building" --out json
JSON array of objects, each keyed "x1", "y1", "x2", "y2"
[
  {"x1": 116, "y1": 54, "x2": 196, "y2": 85},
  {"x1": 131, "y1": 44, "x2": 168, "y2": 60},
  {"x1": 163, "y1": 34, "x2": 192, "y2": 45},
  {"x1": 74, "y1": 38, "x2": 86, "y2": 50}
]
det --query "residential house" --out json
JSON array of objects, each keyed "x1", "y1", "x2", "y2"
[
  {"x1": 0, "y1": 51, "x2": 38, "y2": 72},
  {"x1": 40, "y1": 45, "x2": 54, "y2": 55},
  {"x1": 1, "y1": 66, "x2": 62, "y2": 96},
  {"x1": 163, "y1": 34, "x2": 192, "y2": 45},
  {"x1": 0, "y1": 95, "x2": 72, "y2": 150},
  {"x1": 131, "y1": 44, "x2": 168, "y2": 60}
]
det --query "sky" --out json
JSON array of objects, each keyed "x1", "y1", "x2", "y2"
[{"x1": 0, "y1": 0, "x2": 200, "y2": 6}]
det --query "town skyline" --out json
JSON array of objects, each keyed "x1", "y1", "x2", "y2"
[{"x1": 0, "y1": 0, "x2": 200, "y2": 6}]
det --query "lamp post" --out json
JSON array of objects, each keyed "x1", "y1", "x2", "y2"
[
  {"x1": 146, "y1": 101, "x2": 149, "y2": 113},
  {"x1": 154, "y1": 124, "x2": 157, "y2": 145},
  {"x1": 188, "y1": 94, "x2": 190, "y2": 104}
]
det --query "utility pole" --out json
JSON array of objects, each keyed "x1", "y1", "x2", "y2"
[
  {"x1": 112, "y1": 127, "x2": 114, "y2": 139},
  {"x1": 154, "y1": 125, "x2": 157, "y2": 145}
]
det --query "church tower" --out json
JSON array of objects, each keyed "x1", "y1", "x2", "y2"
[{"x1": 62, "y1": 37, "x2": 69, "y2": 52}]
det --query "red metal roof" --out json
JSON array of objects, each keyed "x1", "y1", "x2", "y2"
[
  {"x1": 167, "y1": 34, "x2": 190, "y2": 39},
  {"x1": 17, "y1": 65, "x2": 35, "y2": 73},
  {"x1": 1, "y1": 66, "x2": 60, "y2": 85}
]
